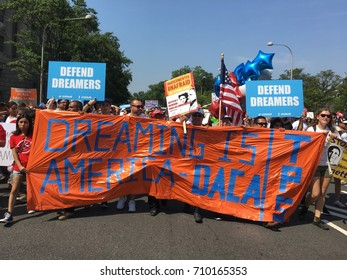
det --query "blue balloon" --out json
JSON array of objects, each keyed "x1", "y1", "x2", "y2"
[
  {"x1": 242, "y1": 60, "x2": 260, "y2": 81},
  {"x1": 252, "y1": 50, "x2": 275, "y2": 71},
  {"x1": 214, "y1": 75, "x2": 221, "y2": 97},
  {"x1": 234, "y1": 63, "x2": 245, "y2": 85}
]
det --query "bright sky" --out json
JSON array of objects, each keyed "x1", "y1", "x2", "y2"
[{"x1": 85, "y1": 0, "x2": 346, "y2": 93}]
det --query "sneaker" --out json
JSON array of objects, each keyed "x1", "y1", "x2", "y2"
[
  {"x1": 58, "y1": 211, "x2": 73, "y2": 221},
  {"x1": 27, "y1": 210, "x2": 36, "y2": 214},
  {"x1": 333, "y1": 200, "x2": 346, "y2": 208},
  {"x1": 193, "y1": 208, "x2": 203, "y2": 223},
  {"x1": 128, "y1": 200, "x2": 136, "y2": 212},
  {"x1": 313, "y1": 219, "x2": 329, "y2": 230},
  {"x1": 0, "y1": 211, "x2": 13, "y2": 224},
  {"x1": 263, "y1": 222, "x2": 281, "y2": 231},
  {"x1": 214, "y1": 212, "x2": 222, "y2": 221},
  {"x1": 149, "y1": 206, "x2": 159, "y2": 216},
  {"x1": 322, "y1": 206, "x2": 330, "y2": 215},
  {"x1": 16, "y1": 193, "x2": 27, "y2": 203},
  {"x1": 116, "y1": 196, "x2": 127, "y2": 210}
]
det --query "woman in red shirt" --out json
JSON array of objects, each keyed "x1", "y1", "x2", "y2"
[
  {"x1": 0, "y1": 114, "x2": 33, "y2": 224},
  {"x1": 0, "y1": 124, "x2": 5, "y2": 147}
]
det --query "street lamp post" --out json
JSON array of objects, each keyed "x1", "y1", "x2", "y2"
[
  {"x1": 198, "y1": 83, "x2": 203, "y2": 95},
  {"x1": 39, "y1": 15, "x2": 92, "y2": 103},
  {"x1": 197, "y1": 76, "x2": 206, "y2": 95},
  {"x1": 267, "y1": 41, "x2": 294, "y2": 80}
]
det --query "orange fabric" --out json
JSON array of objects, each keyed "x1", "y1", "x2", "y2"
[{"x1": 27, "y1": 110, "x2": 326, "y2": 222}]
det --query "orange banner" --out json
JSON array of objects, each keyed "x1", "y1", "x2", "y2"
[{"x1": 27, "y1": 110, "x2": 326, "y2": 223}]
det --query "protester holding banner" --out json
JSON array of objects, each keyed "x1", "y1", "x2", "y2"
[
  {"x1": 57, "y1": 100, "x2": 85, "y2": 220},
  {"x1": 97, "y1": 98, "x2": 113, "y2": 115},
  {"x1": 184, "y1": 108, "x2": 205, "y2": 223},
  {"x1": 117, "y1": 99, "x2": 146, "y2": 212},
  {"x1": 299, "y1": 108, "x2": 341, "y2": 230},
  {"x1": 68, "y1": 100, "x2": 83, "y2": 112},
  {"x1": 252, "y1": 116, "x2": 268, "y2": 128},
  {"x1": 151, "y1": 108, "x2": 165, "y2": 120},
  {"x1": 82, "y1": 98, "x2": 97, "y2": 113},
  {"x1": 96, "y1": 98, "x2": 115, "y2": 209},
  {"x1": 0, "y1": 114, "x2": 33, "y2": 224},
  {"x1": 269, "y1": 118, "x2": 285, "y2": 130},
  {"x1": 148, "y1": 108, "x2": 167, "y2": 216},
  {"x1": 56, "y1": 99, "x2": 69, "y2": 111}
]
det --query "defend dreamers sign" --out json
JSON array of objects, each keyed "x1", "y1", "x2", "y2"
[
  {"x1": 246, "y1": 80, "x2": 304, "y2": 118},
  {"x1": 47, "y1": 61, "x2": 106, "y2": 101}
]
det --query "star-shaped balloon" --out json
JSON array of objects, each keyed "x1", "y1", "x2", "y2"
[
  {"x1": 242, "y1": 60, "x2": 260, "y2": 81},
  {"x1": 252, "y1": 50, "x2": 275, "y2": 71},
  {"x1": 233, "y1": 63, "x2": 245, "y2": 85}
]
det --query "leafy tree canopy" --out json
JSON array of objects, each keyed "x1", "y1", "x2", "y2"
[{"x1": 0, "y1": 0, "x2": 132, "y2": 104}]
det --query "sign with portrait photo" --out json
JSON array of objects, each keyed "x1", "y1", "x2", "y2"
[
  {"x1": 164, "y1": 72, "x2": 198, "y2": 118},
  {"x1": 328, "y1": 137, "x2": 347, "y2": 180}
]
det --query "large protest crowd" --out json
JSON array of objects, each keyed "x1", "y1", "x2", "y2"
[{"x1": 0, "y1": 98, "x2": 347, "y2": 230}]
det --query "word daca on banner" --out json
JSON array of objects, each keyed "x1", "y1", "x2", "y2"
[
  {"x1": 39, "y1": 115, "x2": 312, "y2": 217},
  {"x1": 51, "y1": 66, "x2": 101, "y2": 90},
  {"x1": 250, "y1": 84, "x2": 299, "y2": 107}
]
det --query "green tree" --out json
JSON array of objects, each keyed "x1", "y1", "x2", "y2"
[
  {"x1": 133, "y1": 65, "x2": 215, "y2": 107},
  {"x1": 0, "y1": 0, "x2": 132, "y2": 103},
  {"x1": 171, "y1": 65, "x2": 215, "y2": 106},
  {"x1": 279, "y1": 68, "x2": 345, "y2": 113},
  {"x1": 333, "y1": 75, "x2": 347, "y2": 113}
]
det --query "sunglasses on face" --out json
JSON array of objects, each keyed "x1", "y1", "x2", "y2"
[
  {"x1": 132, "y1": 105, "x2": 143, "y2": 109},
  {"x1": 192, "y1": 114, "x2": 203, "y2": 117},
  {"x1": 320, "y1": 114, "x2": 331, "y2": 118},
  {"x1": 256, "y1": 122, "x2": 267, "y2": 127}
]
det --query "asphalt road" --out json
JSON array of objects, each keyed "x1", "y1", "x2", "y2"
[{"x1": 0, "y1": 182, "x2": 347, "y2": 260}]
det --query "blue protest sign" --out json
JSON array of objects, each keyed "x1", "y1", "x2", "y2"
[
  {"x1": 47, "y1": 61, "x2": 106, "y2": 101},
  {"x1": 245, "y1": 80, "x2": 304, "y2": 118}
]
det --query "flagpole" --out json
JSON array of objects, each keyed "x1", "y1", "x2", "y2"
[{"x1": 218, "y1": 53, "x2": 224, "y2": 126}]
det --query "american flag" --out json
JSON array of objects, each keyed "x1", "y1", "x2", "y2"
[{"x1": 219, "y1": 58, "x2": 244, "y2": 126}]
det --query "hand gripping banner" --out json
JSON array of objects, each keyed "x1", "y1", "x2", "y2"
[{"x1": 27, "y1": 110, "x2": 326, "y2": 223}]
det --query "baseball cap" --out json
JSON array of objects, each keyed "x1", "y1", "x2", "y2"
[{"x1": 151, "y1": 109, "x2": 164, "y2": 118}]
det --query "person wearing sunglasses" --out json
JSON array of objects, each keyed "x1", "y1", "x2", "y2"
[
  {"x1": 183, "y1": 108, "x2": 205, "y2": 223},
  {"x1": 252, "y1": 116, "x2": 268, "y2": 128},
  {"x1": 299, "y1": 108, "x2": 341, "y2": 230},
  {"x1": 117, "y1": 99, "x2": 146, "y2": 212}
]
